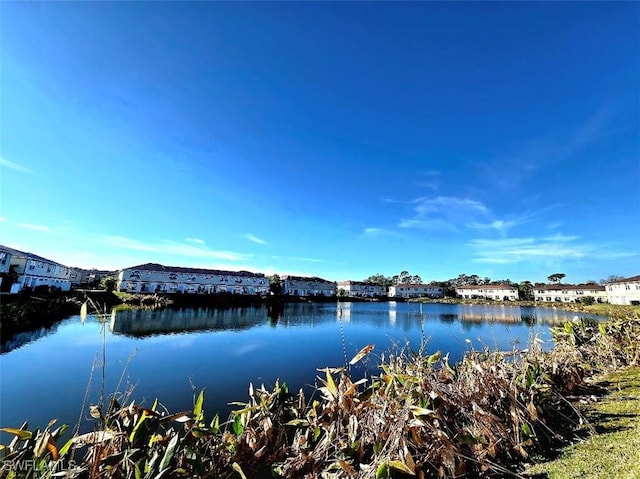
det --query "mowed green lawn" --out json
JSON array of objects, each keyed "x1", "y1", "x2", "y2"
[{"x1": 527, "y1": 366, "x2": 640, "y2": 479}]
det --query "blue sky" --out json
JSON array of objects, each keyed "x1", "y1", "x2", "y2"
[{"x1": 1, "y1": 2, "x2": 638, "y2": 284}]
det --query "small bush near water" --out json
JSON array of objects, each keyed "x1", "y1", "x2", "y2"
[{"x1": 1, "y1": 313, "x2": 639, "y2": 479}]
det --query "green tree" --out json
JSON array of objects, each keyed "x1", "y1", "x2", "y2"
[
  {"x1": 432, "y1": 280, "x2": 456, "y2": 297},
  {"x1": 518, "y1": 281, "x2": 534, "y2": 301},
  {"x1": 580, "y1": 296, "x2": 596, "y2": 305},
  {"x1": 601, "y1": 275, "x2": 625, "y2": 284},
  {"x1": 100, "y1": 276, "x2": 117, "y2": 292},
  {"x1": 0, "y1": 265, "x2": 19, "y2": 293},
  {"x1": 450, "y1": 274, "x2": 481, "y2": 286},
  {"x1": 363, "y1": 274, "x2": 393, "y2": 287},
  {"x1": 547, "y1": 273, "x2": 566, "y2": 284},
  {"x1": 388, "y1": 271, "x2": 423, "y2": 285},
  {"x1": 268, "y1": 274, "x2": 282, "y2": 296}
]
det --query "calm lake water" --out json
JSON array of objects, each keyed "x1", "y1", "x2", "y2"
[{"x1": 0, "y1": 301, "x2": 606, "y2": 435}]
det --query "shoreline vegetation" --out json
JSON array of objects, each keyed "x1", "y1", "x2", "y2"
[{"x1": 0, "y1": 301, "x2": 638, "y2": 478}]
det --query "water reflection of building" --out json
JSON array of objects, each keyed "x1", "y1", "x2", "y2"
[
  {"x1": 110, "y1": 307, "x2": 270, "y2": 336},
  {"x1": 456, "y1": 305, "x2": 522, "y2": 323},
  {"x1": 1, "y1": 325, "x2": 60, "y2": 353},
  {"x1": 451, "y1": 305, "x2": 584, "y2": 326},
  {"x1": 388, "y1": 301, "x2": 397, "y2": 325},
  {"x1": 337, "y1": 302, "x2": 352, "y2": 322},
  {"x1": 110, "y1": 303, "x2": 340, "y2": 336}
]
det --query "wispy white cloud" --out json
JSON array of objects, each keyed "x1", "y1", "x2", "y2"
[
  {"x1": 0, "y1": 157, "x2": 32, "y2": 174},
  {"x1": 399, "y1": 196, "x2": 490, "y2": 232},
  {"x1": 361, "y1": 226, "x2": 404, "y2": 238},
  {"x1": 185, "y1": 237, "x2": 205, "y2": 245},
  {"x1": 468, "y1": 219, "x2": 521, "y2": 235},
  {"x1": 469, "y1": 236, "x2": 586, "y2": 264},
  {"x1": 270, "y1": 255, "x2": 327, "y2": 263},
  {"x1": 547, "y1": 222, "x2": 563, "y2": 230},
  {"x1": 542, "y1": 233, "x2": 580, "y2": 242},
  {"x1": 241, "y1": 233, "x2": 268, "y2": 245},
  {"x1": 467, "y1": 209, "x2": 541, "y2": 235},
  {"x1": 416, "y1": 169, "x2": 441, "y2": 191},
  {"x1": 288, "y1": 256, "x2": 327, "y2": 263},
  {"x1": 17, "y1": 223, "x2": 52, "y2": 233},
  {"x1": 468, "y1": 235, "x2": 636, "y2": 265},
  {"x1": 100, "y1": 235, "x2": 251, "y2": 261},
  {"x1": 0, "y1": 216, "x2": 6, "y2": 222},
  {"x1": 478, "y1": 106, "x2": 618, "y2": 191},
  {"x1": 563, "y1": 106, "x2": 613, "y2": 153}
]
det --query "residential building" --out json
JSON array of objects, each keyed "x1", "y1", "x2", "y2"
[
  {"x1": 455, "y1": 284, "x2": 518, "y2": 301},
  {"x1": 605, "y1": 275, "x2": 640, "y2": 305},
  {"x1": 116, "y1": 263, "x2": 269, "y2": 295},
  {"x1": 388, "y1": 284, "x2": 444, "y2": 299},
  {"x1": 69, "y1": 268, "x2": 91, "y2": 287},
  {"x1": 0, "y1": 245, "x2": 71, "y2": 293},
  {"x1": 533, "y1": 284, "x2": 608, "y2": 303},
  {"x1": 337, "y1": 280, "x2": 386, "y2": 298},
  {"x1": 281, "y1": 275, "x2": 336, "y2": 297}
]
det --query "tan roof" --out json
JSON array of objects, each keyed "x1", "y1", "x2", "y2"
[
  {"x1": 337, "y1": 281, "x2": 384, "y2": 286},
  {"x1": 536, "y1": 283, "x2": 605, "y2": 291},
  {"x1": 282, "y1": 275, "x2": 334, "y2": 283},
  {"x1": 455, "y1": 284, "x2": 516, "y2": 290},
  {"x1": 122, "y1": 263, "x2": 264, "y2": 278},
  {"x1": 394, "y1": 283, "x2": 442, "y2": 288},
  {"x1": 606, "y1": 275, "x2": 640, "y2": 284}
]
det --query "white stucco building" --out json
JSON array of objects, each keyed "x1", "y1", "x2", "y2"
[
  {"x1": 533, "y1": 284, "x2": 608, "y2": 303},
  {"x1": 69, "y1": 268, "x2": 90, "y2": 287},
  {"x1": 0, "y1": 245, "x2": 71, "y2": 293},
  {"x1": 117, "y1": 263, "x2": 269, "y2": 295},
  {"x1": 388, "y1": 284, "x2": 444, "y2": 299},
  {"x1": 281, "y1": 275, "x2": 336, "y2": 297},
  {"x1": 605, "y1": 275, "x2": 640, "y2": 305},
  {"x1": 336, "y1": 280, "x2": 386, "y2": 298},
  {"x1": 455, "y1": 284, "x2": 518, "y2": 301}
]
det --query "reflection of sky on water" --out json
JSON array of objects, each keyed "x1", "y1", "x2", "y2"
[{"x1": 0, "y1": 302, "x2": 606, "y2": 437}]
